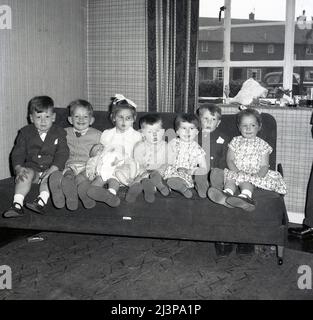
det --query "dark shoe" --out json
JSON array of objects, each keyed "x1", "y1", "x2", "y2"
[
  {"x1": 2, "y1": 203, "x2": 25, "y2": 218},
  {"x1": 87, "y1": 186, "x2": 120, "y2": 207},
  {"x1": 62, "y1": 176, "x2": 78, "y2": 211},
  {"x1": 25, "y1": 197, "x2": 46, "y2": 215},
  {"x1": 236, "y1": 243, "x2": 255, "y2": 255},
  {"x1": 194, "y1": 174, "x2": 209, "y2": 198},
  {"x1": 125, "y1": 182, "x2": 143, "y2": 203},
  {"x1": 49, "y1": 171, "x2": 65, "y2": 208},
  {"x1": 142, "y1": 178, "x2": 155, "y2": 203},
  {"x1": 215, "y1": 242, "x2": 233, "y2": 257},
  {"x1": 226, "y1": 195, "x2": 256, "y2": 212},
  {"x1": 167, "y1": 178, "x2": 193, "y2": 198},
  {"x1": 207, "y1": 187, "x2": 234, "y2": 208},
  {"x1": 288, "y1": 225, "x2": 313, "y2": 239},
  {"x1": 150, "y1": 171, "x2": 169, "y2": 196},
  {"x1": 77, "y1": 181, "x2": 96, "y2": 209}
]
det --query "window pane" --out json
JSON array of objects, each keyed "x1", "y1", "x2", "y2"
[
  {"x1": 199, "y1": 67, "x2": 224, "y2": 98},
  {"x1": 231, "y1": 0, "x2": 285, "y2": 61},
  {"x1": 230, "y1": 67, "x2": 284, "y2": 98},
  {"x1": 199, "y1": 1, "x2": 224, "y2": 60},
  {"x1": 293, "y1": 66, "x2": 313, "y2": 96},
  {"x1": 294, "y1": 0, "x2": 313, "y2": 61}
]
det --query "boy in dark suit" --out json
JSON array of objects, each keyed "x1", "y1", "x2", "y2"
[
  {"x1": 2, "y1": 96, "x2": 69, "y2": 218},
  {"x1": 196, "y1": 103, "x2": 234, "y2": 256}
]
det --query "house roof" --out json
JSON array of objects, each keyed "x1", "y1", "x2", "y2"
[{"x1": 199, "y1": 17, "x2": 313, "y2": 45}]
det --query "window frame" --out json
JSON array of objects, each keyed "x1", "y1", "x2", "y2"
[{"x1": 243, "y1": 44, "x2": 254, "y2": 53}]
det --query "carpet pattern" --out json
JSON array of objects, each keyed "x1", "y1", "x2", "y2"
[{"x1": 0, "y1": 232, "x2": 313, "y2": 300}]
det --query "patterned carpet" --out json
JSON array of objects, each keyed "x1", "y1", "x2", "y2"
[{"x1": 0, "y1": 232, "x2": 313, "y2": 300}]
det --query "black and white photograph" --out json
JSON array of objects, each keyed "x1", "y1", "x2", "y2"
[{"x1": 0, "y1": 0, "x2": 313, "y2": 306}]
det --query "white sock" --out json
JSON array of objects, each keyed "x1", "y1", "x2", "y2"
[
  {"x1": 39, "y1": 191, "x2": 50, "y2": 205},
  {"x1": 13, "y1": 194, "x2": 24, "y2": 207},
  {"x1": 223, "y1": 188, "x2": 234, "y2": 195},
  {"x1": 108, "y1": 188, "x2": 117, "y2": 195},
  {"x1": 240, "y1": 189, "x2": 252, "y2": 198}
]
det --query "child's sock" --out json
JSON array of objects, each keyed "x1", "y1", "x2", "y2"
[
  {"x1": 38, "y1": 191, "x2": 49, "y2": 206},
  {"x1": 239, "y1": 189, "x2": 252, "y2": 198},
  {"x1": 223, "y1": 188, "x2": 234, "y2": 195},
  {"x1": 108, "y1": 188, "x2": 117, "y2": 195},
  {"x1": 13, "y1": 194, "x2": 24, "y2": 207}
]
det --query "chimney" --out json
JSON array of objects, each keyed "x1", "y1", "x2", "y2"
[{"x1": 249, "y1": 12, "x2": 255, "y2": 21}]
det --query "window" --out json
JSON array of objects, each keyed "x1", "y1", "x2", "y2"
[
  {"x1": 306, "y1": 46, "x2": 313, "y2": 55},
  {"x1": 198, "y1": 0, "x2": 313, "y2": 99},
  {"x1": 247, "y1": 68, "x2": 262, "y2": 81},
  {"x1": 243, "y1": 44, "x2": 254, "y2": 53},
  {"x1": 268, "y1": 44, "x2": 275, "y2": 54},
  {"x1": 213, "y1": 68, "x2": 223, "y2": 80}
]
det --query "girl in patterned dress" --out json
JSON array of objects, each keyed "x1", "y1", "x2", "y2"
[
  {"x1": 163, "y1": 114, "x2": 208, "y2": 198},
  {"x1": 208, "y1": 108, "x2": 286, "y2": 212}
]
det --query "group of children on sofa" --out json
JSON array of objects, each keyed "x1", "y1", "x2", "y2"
[{"x1": 2, "y1": 94, "x2": 287, "y2": 224}]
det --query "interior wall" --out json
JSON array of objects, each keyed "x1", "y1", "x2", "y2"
[
  {"x1": 0, "y1": 0, "x2": 87, "y2": 179},
  {"x1": 87, "y1": 0, "x2": 147, "y2": 111}
]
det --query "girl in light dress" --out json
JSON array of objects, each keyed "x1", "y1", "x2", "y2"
[
  {"x1": 163, "y1": 114, "x2": 208, "y2": 198},
  {"x1": 85, "y1": 94, "x2": 142, "y2": 207},
  {"x1": 208, "y1": 108, "x2": 287, "y2": 212}
]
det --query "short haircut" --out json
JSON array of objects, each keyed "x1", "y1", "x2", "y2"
[
  {"x1": 109, "y1": 98, "x2": 136, "y2": 123},
  {"x1": 174, "y1": 113, "x2": 199, "y2": 131},
  {"x1": 139, "y1": 114, "x2": 163, "y2": 129},
  {"x1": 196, "y1": 103, "x2": 222, "y2": 120},
  {"x1": 237, "y1": 108, "x2": 262, "y2": 127},
  {"x1": 68, "y1": 99, "x2": 94, "y2": 116},
  {"x1": 28, "y1": 96, "x2": 54, "y2": 115}
]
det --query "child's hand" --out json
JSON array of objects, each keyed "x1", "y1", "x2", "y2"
[
  {"x1": 177, "y1": 167, "x2": 191, "y2": 175},
  {"x1": 15, "y1": 166, "x2": 29, "y2": 183}
]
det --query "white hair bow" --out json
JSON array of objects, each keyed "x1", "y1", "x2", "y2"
[{"x1": 113, "y1": 94, "x2": 137, "y2": 109}]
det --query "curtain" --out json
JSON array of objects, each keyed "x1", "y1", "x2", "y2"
[{"x1": 147, "y1": 0, "x2": 199, "y2": 113}]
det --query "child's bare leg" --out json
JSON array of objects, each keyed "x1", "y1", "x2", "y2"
[
  {"x1": 3, "y1": 169, "x2": 35, "y2": 218},
  {"x1": 76, "y1": 173, "x2": 96, "y2": 209},
  {"x1": 61, "y1": 169, "x2": 78, "y2": 211},
  {"x1": 87, "y1": 177, "x2": 120, "y2": 207},
  {"x1": 49, "y1": 170, "x2": 65, "y2": 208},
  {"x1": 167, "y1": 177, "x2": 193, "y2": 198},
  {"x1": 209, "y1": 168, "x2": 224, "y2": 189},
  {"x1": 150, "y1": 171, "x2": 169, "y2": 196},
  {"x1": 238, "y1": 182, "x2": 254, "y2": 198}
]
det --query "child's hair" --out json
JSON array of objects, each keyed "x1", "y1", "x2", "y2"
[
  {"x1": 196, "y1": 103, "x2": 222, "y2": 120},
  {"x1": 174, "y1": 113, "x2": 199, "y2": 131},
  {"x1": 68, "y1": 99, "x2": 94, "y2": 116},
  {"x1": 139, "y1": 114, "x2": 163, "y2": 129},
  {"x1": 109, "y1": 97, "x2": 137, "y2": 123},
  {"x1": 237, "y1": 108, "x2": 262, "y2": 127},
  {"x1": 28, "y1": 96, "x2": 54, "y2": 115}
]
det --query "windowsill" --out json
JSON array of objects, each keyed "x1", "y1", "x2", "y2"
[{"x1": 217, "y1": 103, "x2": 313, "y2": 111}]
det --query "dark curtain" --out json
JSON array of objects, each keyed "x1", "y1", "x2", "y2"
[{"x1": 147, "y1": 0, "x2": 199, "y2": 113}]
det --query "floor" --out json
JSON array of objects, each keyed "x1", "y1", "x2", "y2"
[{"x1": 0, "y1": 224, "x2": 313, "y2": 300}]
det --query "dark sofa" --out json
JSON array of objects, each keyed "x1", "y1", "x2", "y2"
[{"x1": 0, "y1": 108, "x2": 288, "y2": 264}]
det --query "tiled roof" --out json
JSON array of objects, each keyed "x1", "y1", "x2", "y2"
[{"x1": 199, "y1": 17, "x2": 313, "y2": 44}]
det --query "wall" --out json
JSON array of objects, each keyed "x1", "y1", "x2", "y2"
[
  {"x1": 87, "y1": 0, "x2": 147, "y2": 111},
  {"x1": 0, "y1": 0, "x2": 87, "y2": 179}
]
